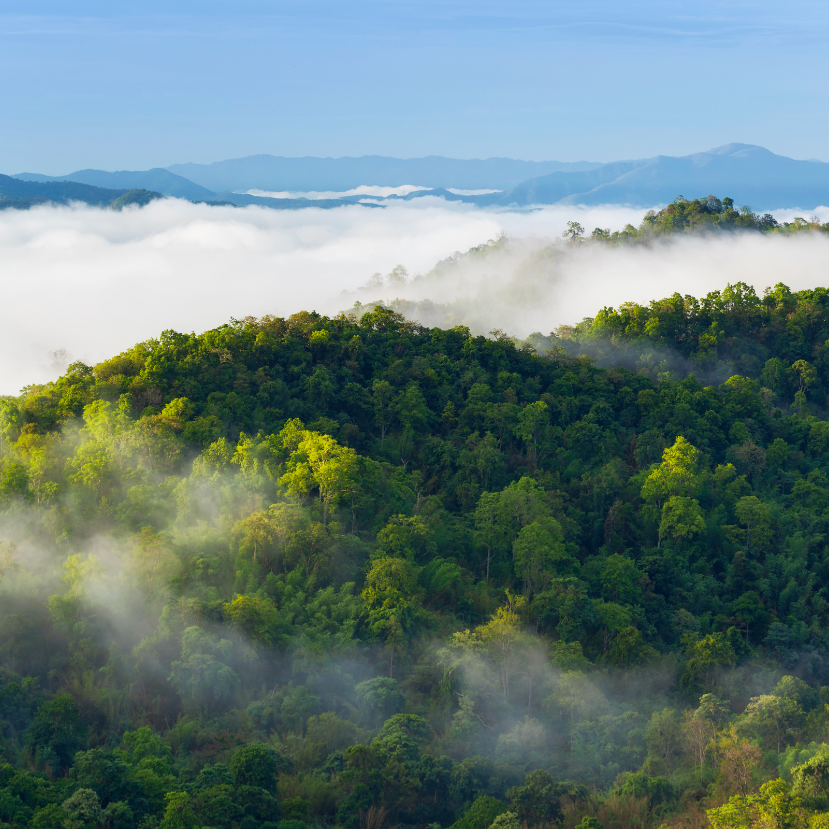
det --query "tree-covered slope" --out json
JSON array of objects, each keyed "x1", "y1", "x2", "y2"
[
  {"x1": 13, "y1": 168, "x2": 216, "y2": 201},
  {"x1": 6, "y1": 280, "x2": 829, "y2": 827},
  {"x1": 0, "y1": 174, "x2": 163, "y2": 210}
]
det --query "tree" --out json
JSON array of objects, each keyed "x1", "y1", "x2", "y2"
[
  {"x1": 593, "y1": 600, "x2": 631, "y2": 655},
  {"x1": 507, "y1": 769, "x2": 565, "y2": 827},
  {"x1": 281, "y1": 430, "x2": 358, "y2": 525},
  {"x1": 659, "y1": 496, "x2": 705, "y2": 546},
  {"x1": 681, "y1": 633, "x2": 736, "y2": 689},
  {"x1": 169, "y1": 627, "x2": 240, "y2": 709},
  {"x1": 682, "y1": 709, "x2": 717, "y2": 768},
  {"x1": 474, "y1": 593, "x2": 529, "y2": 702},
  {"x1": 371, "y1": 713, "x2": 430, "y2": 763},
  {"x1": 354, "y1": 677, "x2": 405, "y2": 724},
  {"x1": 158, "y1": 791, "x2": 198, "y2": 829},
  {"x1": 516, "y1": 401, "x2": 549, "y2": 470},
  {"x1": 608, "y1": 626, "x2": 655, "y2": 668},
  {"x1": 474, "y1": 491, "x2": 507, "y2": 581},
  {"x1": 372, "y1": 380, "x2": 395, "y2": 444},
  {"x1": 791, "y1": 359, "x2": 816, "y2": 394},
  {"x1": 70, "y1": 748, "x2": 137, "y2": 809},
  {"x1": 512, "y1": 517, "x2": 571, "y2": 597},
  {"x1": 498, "y1": 477, "x2": 548, "y2": 546},
  {"x1": 734, "y1": 495, "x2": 773, "y2": 553},
  {"x1": 614, "y1": 772, "x2": 674, "y2": 807},
  {"x1": 229, "y1": 743, "x2": 278, "y2": 792},
  {"x1": 714, "y1": 726, "x2": 761, "y2": 796},
  {"x1": 730, "y1": 591, "x2": 767, "y2": 643},
  {"x1": 223, "y1": 595, "x2": 281, "y2": 645},
  {"x1": 362, "y1": 556, "x2": 422, "y2": 677},
  {"x1": 534, "y1": 577, "x2": 594, "y2": 641},
  {"x1": 641, "y1": 436, "x2": 701, "y2": 509},
  {"x1": 61, "y1": 789, "x2": 104, "y2": 829},
  {"x1": 645, "y1": 708, "x2": 682, "y2": 772},
  {"x1": 451, "y1": 795, "x2": 508, "y2": 829},
  {"x1": 563, "y1": 221, "x2": 584, "y2": 242},
  {"x1": 743, "y1": 694, "x2": 804, "y2": 754},
  {"x1": 707, "y1": 778, "x2": 801, "y2": 829},
  {"x1": 375, "y1": 514, "x2": 432, "y2": 561},
  {"x1": 489, "y1": 812, "x2": 521, "y2": 829},
  {"x1": 600, "y1": 554, "x2": 641, "y2": 604},
  {"x1": 545, "y1": 671, "x2": 609, "y2": 724},
  {"x1": 25, "y1": 692, "x2": 83, "y2": 773}
]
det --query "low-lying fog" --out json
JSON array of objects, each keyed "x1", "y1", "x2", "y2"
[{"x1": 1, "y1": 196, "x2": 828, "y2": 395}]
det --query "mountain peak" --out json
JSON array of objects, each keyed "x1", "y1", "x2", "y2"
[{"x1": 704, "y1": 143, "x2": 768, "y2": 156}]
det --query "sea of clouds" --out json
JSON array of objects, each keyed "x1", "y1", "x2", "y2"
[{"x1": 1, "y1": 196, "x2": 828, "y2": 395}]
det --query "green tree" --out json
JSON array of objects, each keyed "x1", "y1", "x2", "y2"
[
  {"x1": 563, "y1": 221, "x2": 584, "y2": 242},
  {"x1": 791, "y1": 359, "x2": 817, "y2": 394},
  {"x1": 734, "y1": 495, "x2": 773, "y2": 553},
  {"x1": 362, "y1": 556, "x2": 423, "y2": 677},
  {"x1": 744, "y1": 694, "x2": 804, "y2": 754},
  {"x1": 658, "y1": 495, "x2": 705, "y2": 546},
  {"x1": 25, "y1": 692, "x2": 83, "y2": 773},
  {"x1": 645, "y1": 708, "x2": 682, "y2": 772},
  {"x1": 474, "y1": 491, "x2": 507, "y2": 581},
  {"x1": 281, "y1": 429, "x2": 358, "y2": 524},
  {"x1": 681, "y1": 633, "x2": 736, "y2": 689},
  {"x1": 515, "y1": 401, "x2": 549, "y2": 470},
  {"x1": 507, "y1": 769, "x2": 565, "y2": 827},
  {"x1": 641, "y1": 436, "x2": 701, "y2": 509},
  {"x1": 512, "y1": 517, "x2": 571, "y2": 597},
  {"x1": 229, "y1": 743, "x2": 278, "y2": 792},
  {"x1": 450, "y1": 795, "x2": 507, "y2": 829},
  {"x1": 372, "y1": 380, "x2": 395, "y2": 444},
  {"x1": 600, "y1": 554, "x2": 641, "y2": 604},
  {"x1": 61, "y1": 789, "x2": 104, "y2": 829},
  {"x1": 158, "y1": 791, "x2": 198, "y2": 829},
  {"x1": 474, "y1": 593, "x2": 529, "y2": 702},
  {"x1": 354, "y1": 677, "x2": 405, "y2": 724}
]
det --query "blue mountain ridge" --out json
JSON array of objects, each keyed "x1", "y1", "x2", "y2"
[
  {"x1": 165, "y1": 155, "x2": 601, "y2": 193},
  {"x1": 14, "y1": 168, "x2": 215, "y2": 202},
  {"x1": 10, "y1": 144, "x2": 829, "y2": 211}
]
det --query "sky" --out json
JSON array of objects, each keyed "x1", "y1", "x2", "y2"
[{"x1": 2, "y1": 0, "x2": 829, "y2": 172}]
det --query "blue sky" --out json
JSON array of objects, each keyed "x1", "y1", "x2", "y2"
[{"x1": 2, "y1": 0, "x2": 828, "y2": 172}]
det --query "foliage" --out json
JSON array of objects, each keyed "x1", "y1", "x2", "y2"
[{"x1": 3, "y1": 277, "x2": 829, "y2": 826}]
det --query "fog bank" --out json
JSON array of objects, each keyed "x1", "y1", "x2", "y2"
[{"x1": 0, "y1": 198, "x2": 828, "y2": 395}]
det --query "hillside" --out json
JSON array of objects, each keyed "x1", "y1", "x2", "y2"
[
  {"x1": 14, "y1": 168, "x2": 216, "y2": 201},
  {"x1": 5, "y1": 255, "x2": 829, "y2": 827},
  {"x1": 0, "y1": 175, "x2": 163, "y2": 210}
]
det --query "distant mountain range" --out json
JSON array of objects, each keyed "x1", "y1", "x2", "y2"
[
  {"x1": 15, "y1": 168, "x2": 215, "y2": 202},
  {"x1": 464, "y1": 144, "x2": 829, "y2": 209},
  {"x1": 9, "y1": 144, "x2": 829, "y2": 211},
  {"x1": 0, "y1": 175, "x2": 162, "y2": 211},
  {"x1": 165, "y1": 155, "x2": 600, "y2": 192}
]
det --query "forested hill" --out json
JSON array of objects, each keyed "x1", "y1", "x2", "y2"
[
  {"x1": 7, "y1": 288, "x2": 829, "y2": 828},
  {"x1": 0, "y1": 174, "x2": 162, "y2": 210}
]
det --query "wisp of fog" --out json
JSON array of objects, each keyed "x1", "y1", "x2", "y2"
[{"x1": 1, "y1": 197, "x2": 828, "y2": 395}]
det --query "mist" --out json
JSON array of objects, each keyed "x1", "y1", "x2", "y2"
[
  {"x1": 1, "y1": 196, "x2": 828, "y2": 395},
  {"x1": 351, "y1": 226, "x2": 829, "y2": 341}
]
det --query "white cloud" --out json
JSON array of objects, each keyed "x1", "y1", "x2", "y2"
[
  {"x1": 245, "y1": 184, "x2": 430, "y2": 199},
  {"x1": 0, "y1": 198, "x2": 827, "y2": 396}
]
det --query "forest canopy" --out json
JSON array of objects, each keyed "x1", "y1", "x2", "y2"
[{"x1": 4, "y1": 212, "x2": 829, "y2": 828}]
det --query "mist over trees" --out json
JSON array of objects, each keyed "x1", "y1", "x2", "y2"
[
  {"x1": 347, "y1": 195, "x2": 829, "y2": 338},
  {"x1": 5, "y1": 211, "x2": 829, "y2": 827}
]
